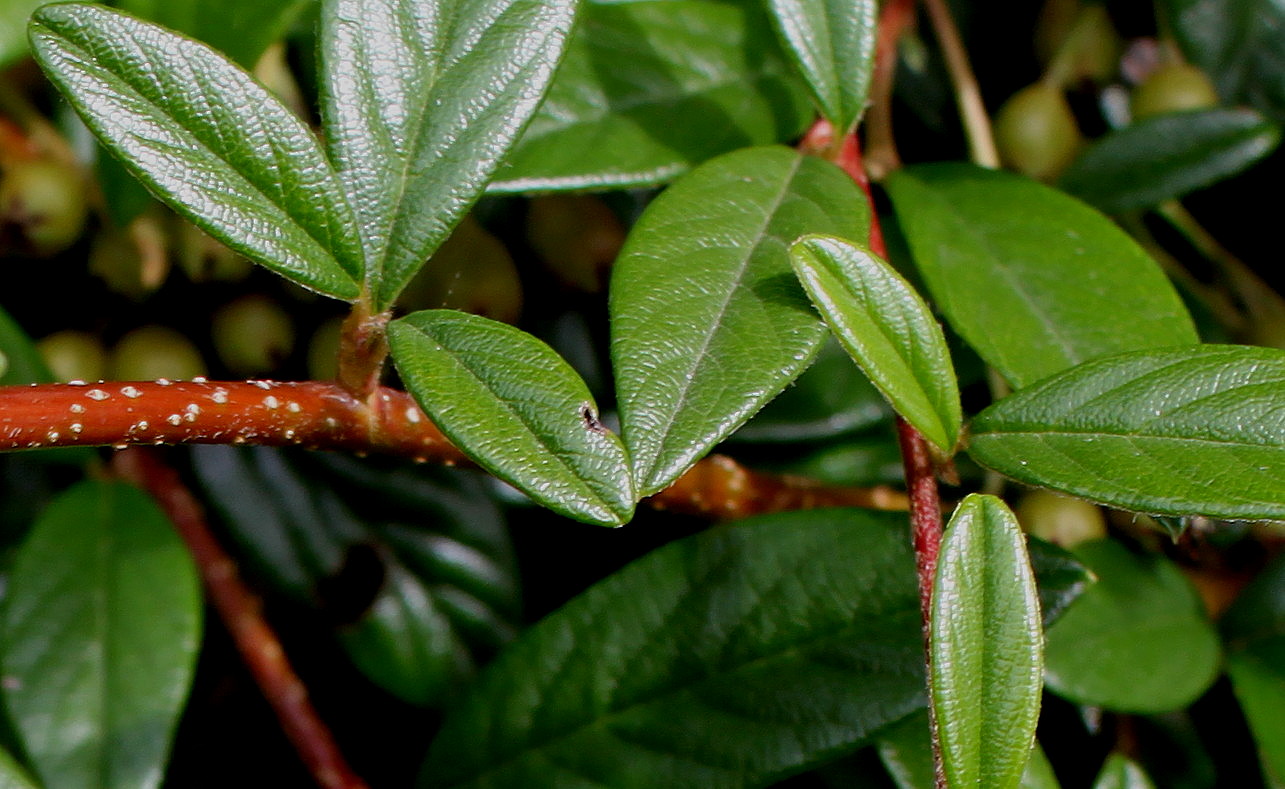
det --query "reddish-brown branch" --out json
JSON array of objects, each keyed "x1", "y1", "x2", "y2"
[
  {"x1": 0, "y1": 380, "x2": 905, "y2": 514},
  {"x1": 864, "y1": 0, "x2": 916, "y2": 180},
  {"x1": 113, "y1": 448, "x2": 369, "y2": 789}
]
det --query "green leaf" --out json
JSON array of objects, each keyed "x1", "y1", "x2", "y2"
[
  {"x1": 0, "y1": 749, "x2": 37, "y2": 789},
  {"x1": 1159, "y1": 0, "x2": 1263, "y2": 101},
  {"x1": 0, "y1": 0, "x2": 46, "y2": 67},
  {"x1": 0, "y1": 303, "x2": 52, "y2": 385},
  {"x1": 115, "y1": 0, "x2": 314, "y2": 66},
  {"x1": 611, "y1": 146, "x2": 869, "y2": 496},
  {"x1": 885, "y1": 163, "x2": 1197, "y2": 388},
  {"x1": 1059, "y1": 108, "x2": 1280, "y2": 213},
  {"x1": 489, "y1": 0, "x2": 813, "y2": 193},
  {"x1": 1021, "y1": 742, "x2": 1061, "y2": 789},
  {"x1": 967, "y1": 345, "x2": 1285, "y2": 520},
  {"x1": 1043, "y1": 540, "x2": 1220, "y2": 713},
  {"x1": 390, "y1": 310, "x2": 634, "y2": 526},
  {"x1": 1, "y1": 481, "x2": 201, "y2": 789},
  {"x1": 420, "y1": 508, "x2": 926, "y2": 789},
  {"x1": 932, "y1": 495, "x2": 1043, "y2": 789},
  {"x1": 1092, "y1": 754, "x2": 1157, "y2": 789},
  {"x1": 877, "y1": 712, "x2": 1061, "y2": 789},
  {"x1": 29, "y1": 3, "x2": 364, "y2": 300},
  {"x1": 321, "y1": 0, "x2": 578, "y2": 308},
  {"x1": 790, "y1": 234, "x2": 960, "y2": 454},
  {"x1": 1222, "y1": 551, "x2": 1285, "y2": 788},
  {"x1": 193, "y1": 447, "x2": 518, "y2": 707},
  {"x1": 765, "y1": 0, "x2": 875, "y2": 132}
]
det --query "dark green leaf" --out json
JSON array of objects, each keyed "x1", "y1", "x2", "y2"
[
  {"x1": 114, "y1": 0, "x2": 313, "y2": 66},
  {"x1": 1043, "y1": 540, "x2": 1220, "y2": 713},
  {"x1": 30, "y1": 3, "x2": 364, "y2": 300},
  {"x1": 1159, "y1": 0, "x2": 1263, "y2": 100},
  {"x1": 766, "y1": 0, "x2": 875, "y2": 132},
  {"x1": 791, "y1": 234, "x2": 961, "y2": 454},
  {"x1": 1244, "y1": 2, "x2": 1285, "y2": 121},
  {"x1": 885, "y1": 164, "x2": 1197, "y2": 388},
  {"x1": 932, "y1": 495, "x2": 1042, "y2": 789},
  {"x1": 193, "y1": 447, "x2": 518, "y2": 707},
  {"x1": 1029, "y1": 536, "x2": 1093, "y2": 628},
  {"x1": 1, "y1": 481, "x2": 201, "y2": 789},
  {"x1": 0, "y1": 303, "x2": 51, "y2": 385},
  {"x1": 611, "y1": 146, "x2": 869, "y2": 496},
  {"x1": 321, "y1": 0, "x2": 577, "y2": 308},
  {"x1": 968, "y1": 345, "x2": 1285, "y2": 520},
  {"x1": 420, "y1": 508, "x2": 926, "y2": 789},
  {"x1": 1222, "y1": 551, "x2": 1285, "y2": 787},
  {"x1": 1059, "y1": 108, "x2": 1280, "y2": 213},
  {"x1": 1092, "y1": 754, "x2": 1157, "y2": 789},
  {"x1": 489, "y1": 0, "x2": 813, "y2": 193},
  {"x1": 390, "y1": 310, "x2": 634, "y2": 526}
]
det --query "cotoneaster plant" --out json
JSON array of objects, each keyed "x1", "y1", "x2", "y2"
[{"x1": 0, "y1": 0, "x2": 1277, "y2": 787}]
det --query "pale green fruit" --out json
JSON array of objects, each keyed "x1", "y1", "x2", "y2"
[
  {"x1": 398, "y1": 215, "x2": 522, "y2": 324},
  {"x1": 995, "y1": 83, "x2": 1084, "y2": 181},
  {"x1": 110, "y1": 326, "x2": 207, "y2": 381},
  {"x1": 0, "y1": 158, "x2": 89, "y2": 255},
  {"x1": 212, "y1": 294, "x2": 295, "y2": 375},
  {"x1": 1017, "y1": 489, "x2": 1107, "y2": 547},
  {"x1": 38, "y1": 330, "x2": 107, "y2": 382},
  {"x1": 1131, "y1": 63, "x2": 1219, "y2": 120}
]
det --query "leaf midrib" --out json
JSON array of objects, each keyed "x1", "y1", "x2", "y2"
[{"x1": 970, "y1": 428, "x2": 1285, "y2": 451}]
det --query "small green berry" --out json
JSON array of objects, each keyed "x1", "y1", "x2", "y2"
[
  {"x1": 398, "y1": 216, "x2": 522, "y2": 323},
  {"x1": 1131, "y1": 63, "x2": 1219, "y2": 120},
  {"x1": 0, "y1": 158, "x2": 89, "y2": 255},
  {"x1": 211, "y1": 294, "x2": 295, "y2": 375},
  {"x1": 109, "y1": 326, "x2": 207, "y2": 381},
  {"x1": 38, "y1": 330, "x2": 107, "y2": 382},
  {"x1": 995, "y1": 83, "x2": 1084, "y2": 181},
  {"x1": 1016, "y1": 489, "x2": 1107, "y2": 548}
]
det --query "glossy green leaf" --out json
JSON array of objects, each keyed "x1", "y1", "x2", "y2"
[
  {"x1": 791, "y1": 234, "x2": 961, "y2": 453},
  {"x1": 611, "y1": 146, "x2": 868, "y2": 496},
  {"x1": 885, "y1": 163, "x2": 1197, "y2": 388},
  {"x1": 1223, "y1": 551, "x2": 1285, "y2": 788},
  {"x1": 193, "y1": 447, "x2": 518, "y2": 707},
  {"x1": 489, "y1": 0, "x2": 813, "y2": 193},
  {"x1": 115, "y1": 0, "x2": 313, "y2": 66},
  {"x1": 420, "y1": 508, "x2": 926, "y2": 789},
  {"x1": 968, "y1": 345, "x2": 1285, "y2": 520},
  {"x1": 1, "y1": 481, "x2": 201, "y2": 789},
  {"x1": 30, "y1": 3, "x2": 363, "y2": 300},
  {"x1": 765, "y1": 0, "x2": 875, "y2": 132},
  {"x1": 1244, "y1": 2, "x2": 1285, "y2": 121},
  {"x1": 0, "y1": 749, "x2": 37, "y2": 789},
  {"x1": 321, "y1": 0, "x2": 577, "y2": 308},
  {"x1": 1159, "y1": 0, "x2": 1262, "y2": 100},
  {"x1": 877, "y1": 712, "x2": 1061, "y2": 789},
  {"x1": 1043, "y1": 540, "x2": 1220, "y2": 713},
  {"x1": 1092, "y1": 754, "x2": 1157, "y2": 789},
  {"x1": 1059, "y1": 108, "x2": 1280, "y2": 213},
  {"x1": 390, "y1": 310, "x2": 634, "y2": 526},
  {"x1": 0, "y1": 304, "x2": 51, "y2": 385},
  {"x1": 932, "y1": 494, "x2": 1043, "y2": 789}
]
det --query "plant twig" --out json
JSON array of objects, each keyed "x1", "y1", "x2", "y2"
[
  {"x1": 112, "y1": 448, "x2": 370, "y2": 789},
  {"x1": 0, "y1": 380, "x2": 907, "y2": 514},
  {"x1": 921, "y1": 0, "x2": 999, "y2": 169},
  {"x1": 864, "y1": 0, "x2": 916, "y2": 180}
]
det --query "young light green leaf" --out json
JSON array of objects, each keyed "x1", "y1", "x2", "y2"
[
  {"x1": 1043, "y1": 540, "x2": 1220, "y2": 713},
  {"x1": 1222, "y1": 551, "x2": 1285, "y2": 787},
  {"x1": 885, "y1": 163, "x2": 1197, "y2": 388},
  {"x1": 115, "y1": 0, "x2": 313, "y2": 66},
  {"x1": 420, "y1": 508, "x2": 926, "y2": 789},
  {"x1": 968, "y1": 345, "x2": 1285, "y2": 520},
  {"x1": 29, "y1": 3, "x2": 363, "y2": 300},
  {"x1": 1092, "y1": 754, "x2": 1157, "y2": 789},
  {"x1": 490, "y1": 0, "x2": 814, "y2": 192},
  {"x1": 1059, "y1": 108, "x2": 1280, "y2": 213},
  {"x1": 321, "y1": 0, "x2": 577, "y2": 309},
  {"x1": 1, "y1": 481, "x2": 202, "y2": 789},
  {"x1": 790, "y1": 234, "x2": 960, "y2": 454},
  {"x1": 0, "y1": 750, "x2": 37, "y2": 789},
  {"x1": 390, "y1": 310, "x2": 633, "y2": 526},
  {"x1": 766, "y1": 0, "x2": 876, "y2": 133},
  {"x1": 611, "y1": 146, "x2": 869, "y2": 496},
  {"x1": 932, "y1": 494, "x2": 1043, "y2": 789}
]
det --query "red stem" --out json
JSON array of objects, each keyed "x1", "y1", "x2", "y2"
[{"x1": 113, "y1": 448, "x2": 370, "y2": 789}]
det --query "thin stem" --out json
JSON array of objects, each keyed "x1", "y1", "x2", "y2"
[
  {"x1": 336, "y1": 300, "x2": 391, "y2": 400},
  {"x1": 113, "y1": 448, "x2": 369, "y2": 789},
  {"x1": 864, "y1": 0, "x2": 916, "y2": 180},
  {"x1": 921, "y1": 0, "x2": 999, "y2": 169},
  {"x1": 0, "y1": 380, "x2": 906, "y2": 515}
]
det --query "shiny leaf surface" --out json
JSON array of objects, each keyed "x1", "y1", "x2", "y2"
[
  {"x1": 968, "y1": 345, "x2": 1285, "y2": 520},
  {"x1": 1, "y1": 481, "x2": 201, "y2": 789},
  {"x1": 1043, "y1": 540, "x2": 1220, "y2": 713},
  {"x1": 932, "y1": 495, "x2": 1043, "y2": 789},
  {"x1": 30, "y1": 3, "x2": 364, "y2": 299},
  {"x1": 490, "y1": 0, "x2": 813, "y2": 193},
  {"x1": 421, "y1": 508, "x2": 926, "y2": 789},
  {"x1": 390, "y1": 310, "x2": 634, "y2": 525},
  {"x1": 766, "y1": 0, "x2": 875, "y2": 132},
  {"x1": 886, "y1": 164, "x2": 1197, "y2": 388},
  {"x1": 321, "y1": 0, "x2": 577, "y2": 307},
  {"x1": 1059, "y1": 108, "x2": 1280, "y2": 213},
  {"x1": 115, "y1": 0, "x2": 313, "y2": 66},
  {"x1": 791, "y1": 234, "x2": 961, "y2": 453},
  {"x1": 611, "y1": 146, "x2": 868, "y2": 495}
]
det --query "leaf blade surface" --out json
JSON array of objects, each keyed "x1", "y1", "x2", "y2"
[{"x1": 765, "y1": 0, "x2": 875, "y2": 132}]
